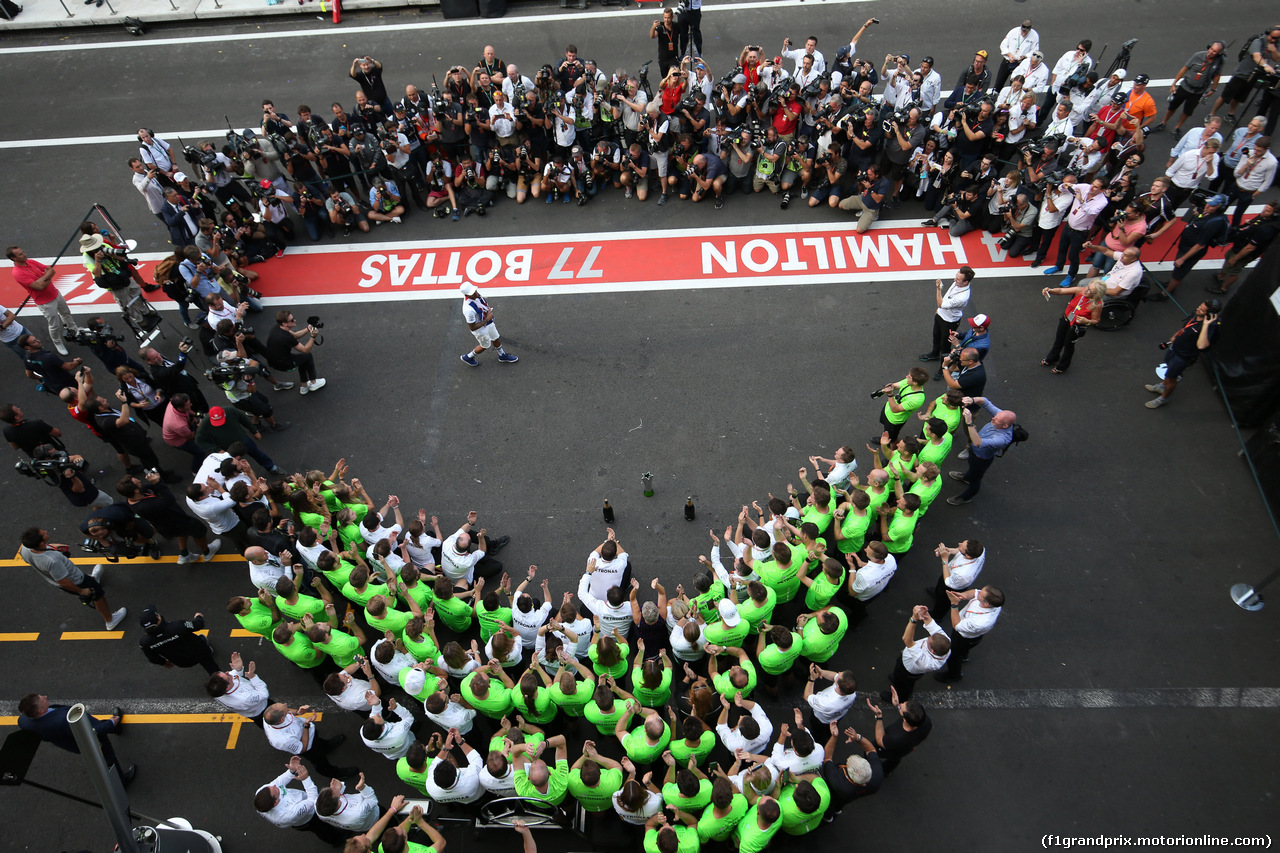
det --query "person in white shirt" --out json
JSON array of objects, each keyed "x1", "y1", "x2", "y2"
[
  {"x1": 551, "y1": 596, "x2": 594, "y2": 658},
  {"x1": 424, "y1": 688, "x2": 478, "y2": 734},
  {"x1": 715, "y1": 693, "x2": 773, "y2": 754},
  {"x1": 403, "y1": 510, "x2": 443, "y2": 570},
  {"x1": 359, "y1": 495, "x2": 403, "y2": 546},
  {"x1": 426, "y1": 728, "x2": 485, "y2": 803},
  {"x1": 371, "y1": 635, "x2": 417, "y2": 685},
  {"x1": 1164, "y1": 140, "x2": 1221, "y2": 209},
  {"x1": 886, "y1": 605, "x2": 950, "y2": 701},
  {"x1": 479, "y1": 742, "x2": 517, "y2": 796},
  {"x1": 808, "y1": 447, "x2": 858, "y2": 493},
  {"x1": 916, "y1": 57, "x2": 942, "y2": 112},
  {"x1": 1063, "y1": 138, "x2": 1103, "y2": 178},
  {"x1": 315, "y1": 774, "x2": 380, "y2": 832},
  {"x1": 1041, "y1": 100, "x2": 1076, "y2": 139},
  {"x1": 129, "y1": 158, "x2": 167, "y2": 218},
  {"x1": 781, "y1": 35, "x2": 825, "y2": 76},
  {"x1": 360, "y1": 697, "x2": 417, "y2": 759},
  {"x1": 847, "y1": 542, "x2": 898, "y2": 619},
  {"x1": 729, "y1": 761, "x2": 778, "y2": 800},
  {"x1": 206, "y1": 652, "x2": 271, "y2": 723},
  {"x1": 1011, "y1": 52, "x2": 1051, "y2": 94},
  {"x1": 937, "y1": 585, "x2": 1005, "y2": 682},
  {"x1": 323, "y1": 658, "x2": 380, "y2": 713},
  {"x1": 995, "y1": 19, "x2": 1040, "y2": 93},
  {"x1": 669, "y1": 611, "x2": 707, "y2": 662},
  {"x1": 584, "y1": 528, "x2": 629, "y2": 599},
  {"x1": 489, "y1": 91, "x2": 517, "y2": 146},
  {"x1": 767, "y1": 710, "x2": 823, "y2": 775},
  {"x1": 1165, "y1": 115, "x2": 1224, "y2": 169},
  {"x1": 1029, "y1": 174, "x2": 1078, "y2": 266},
  {"x1": 1044, "y1": 178, "x2": 1110, "y2": 284},
  {"x1": 511, "y1": 569, "x2": 553, "y2": 645},
  {"x1": 578, "y1": 572, "x2": 634, "y2": 637},
  {"x1": 1082, "y1": 245, "x2": 1144, "y2": 298},
  {"x1": 255, "y1": 756, "x2": 342, "y2": 843},
  {"x1": 921, "y1": 265, "x2": 974, "y2": 362},
  {"x1": 262, "y1": 702, "x2": 356, "y2": 779},
  {"x1": 930, "y1": 539, "x2": 987, "y2": 619},
  {"x1": 1227, "y1": 138, "x2": 1277, "y2": 228},
  {"x1": 501, "y1": 64, "x2": 536, "y2": 102},
  {"x1": 186, "y1": 480, "x2": 241, "y2": 539},
  {"x1": 804, "y1": 665, "x2": 859, "y2": 725},
  {"x1": 440, "y1": 510, "x2": 507, "y2": 586},
  {"x1": 1048, "y1": 41, "x2": 1094, "y2": 109},
  {"x1": 244, "y1": 546, "x2": 288, "y2": 592}
]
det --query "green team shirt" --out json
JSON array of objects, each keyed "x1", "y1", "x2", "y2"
[
  {"x1": 735, "y1": 808, "x2": 783, "y2": 853},
  {"x1": 910, "y1": 476, "x2": 944, "y2": 517},
  {"x1": 568, "y1": 766, "x2": 624, "y2": 811},
  {"x1": 514, "y1": 757, "x2": 570, "y2": 805},
  {"x1": 710, "y1": 660, "x2": 757, "y2": 700},
  {"x1": 804, "y1": 565, "x2": 845, "y2": 610},
  {"x1": 236, "y1": 599, "x2": 277, "y2": 637},
  {"x1": 512, "y1": 686, "x2": 557, "y2": 724},
  {"x1": 704, "y1": 617, "x2": 750, "y2": 648},
  {"x1": 697, "y1": 793, "x2": 748, "y2": 842},
  {"x1": 367, "y1": 605, "x2": 413, "y2": 636},
  {"x1": 584, "y1": 699, "x2": 627, "y2": 735},
  {"x1": 298, "y1": 511, "x2": 330, "y2": 536},
  {"x1": 398, "y1": 666, "x2": 441, "y2": 700},
  {"x1": 884, "y1": 510, "x2": 919, "y2": 555},
  {"x1": 550, "y1": 677, "x2": 594, "y2": 717},
  {"x1": 336, "y1": 521, "x2": 365, "y2": 550},
  {"x1": 398, "y1": 580, "x2": 434, "y2": 611},
  {"x1": 340, "y1": 581, "x2": 380, "y2": 608},
  {"x1": 588, "y1": 642, "x2": 630, "y2": 680},
  {"x1": 315, "y1": 629, "x2": 361, "y2": 667},
  {"x1": 460, "y1": 672, "x2": 513, "y2": 718},
  {"x1": 919, "y1": 432, "x2": 953, "y2": 466},
  {"x1": 836, "y1": 510, "x2": 872, "y2": 555},
  {"x1": 863, "y1": 486, "x2": 891, "y2": 518},
  {"x1": 631, "y1": 663, "x2": 673, "y2": 707},
  {"x1": 395, "y1": 757, "x2": 432, "y2": 795},
  {"x1": 320, "y1": 558, "x2": 356, "y2": 588},
  {"x1": 273, "y1": 631, "x2": 325, "y2": 668},
  {"x1": 402, "y1": 630, "x2": 439, "y2": 662},
  {"x1": 475, "y1": 601, "x2": 513, "y2": 642},
  {"x1": 800, "y1": 503, "x2": 833, "y2": 536},
  {"x1": 800, "y1": 609, "x2": 847, "y2": 663},
  {"x1": 379, "y1": 841, "x2": 435, "y2": 853},
  {"x1": 489, "y1": 732, "x2": 545, "y2": 756},
  {"x1": 736, "y1": 588, "x2": 776, "y2": 634},
  {"x1": 622, "y1": 722, "x2": 671, "y2": 764},
  {"x1": 757, "y1": 557, "x2": 801, "y2": 605},
  {"x1": 433, "y1": 595, "x2": 474, "y2": 633},
  {"x1": 663, "y1": 778, "x2": 712, "y2": 812},
  {"x1": 692, "y1": 579, "x2": 726, "y2": 621},
  {"x1": 883, "y1": 380, "x2": 926, "y2": 425},
  {"x1": 927, "y1": 395, "x2": 964, "y2": 434},
  {"x1": 759, "y1": 632, "x2": 804, "y2": 674},
  {"x1": 669, "y1": 730, "x2": 717, "y2": 766},
  {"x1": 645, "y1": 824, "x2": 701, "y2": 853},
  {"x1": 886, "y1": 452, "x2": 919, "y2": 486},
  {"x1": 779, "y1": 778, "x2": 831, "y2": 834}
]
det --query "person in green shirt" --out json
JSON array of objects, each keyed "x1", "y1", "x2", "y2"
[
  {"x1": 791, "y1": 473, "x2": 836, "y2": 536},
  {"x1": 735, "y1": 797, "x2": 783, "y2": 853},
  {"x1": 859, "y1": 468, "x2": 893, "y2": 518},
  {"x1": 918, "y1": 387, "x2": 965, "y2": 439},
  {"x1": 472, "y1": 573, "x2": 514, "y2": 642},
  {"x1": 918, "y1": 416, "x2": 954, "y2": 466},
  {"x1": 460, "y1": 662, "x2": 515, "y2": 718},
  {"x1": 832, "y1": 489, "x2": 873, "y2": 556},
  {"x1": 588, "y1": 623, "x2": 630, "y2": 680},
  {"x1": 315, "y1": 549, "x2": 356, "y2": 590},
  {"x1": 876, "y1": 367, "x2": 929, "y2": 442},
  {"x1": 401, "y1": 613, "x2": 440, "y2": 662},
  {"x1": 513, "y1": 663, "x2": 557, "y2": 724},
  {"x1": 697, "y1": 777, "x2": 748, "y2": 843},
  {"x1": 395, "y1": 564, "x2": 435, "y2": 611},
  {"x1": 567, "y1": 740, "x2": 625, "y2": 812},
  {"x1": 661, "y1": 753, "x2": 712, "y2": 811},
  {"x1": 735, "y1": 581, "x2": 776, "y2": 636},
  {"x1": 644, "y1": 811, "x2": 701, "y2": 853},
  {"x1": 903, "y1": 461, "x2": 944, "y2": 517},
  {"x1": 797, "y1": 556, "x2": 845, "y2": 611},
  {"x1": 431, "y1": 576, "x2": 477, "y2": 633},
  {"x1": 334, "y1": 507, "x2": 368, "y2": 551},
  {"x1": 706, "y1": 644, "x2": 757, "y2": 700},
  {"x1": 615, "y1": 700, "x2": 671, "y2": 766},
  {"x1": 747, "y1": 542, "x2": 803, "y2": 605},
  {"x1": 395, "y1": 740, "x2": 432, "y2": 795},
  {"x1": 378, "y1": 802, "x2": 447, "y2": 853},
  {"x1": 549, "y1": 650, "x2": 596, "y2": 718},
  {"x1": 512, "y1": 734, "x2": 570, "y2": 805},
  {"x1": 271, "y1": 620, "x2": 326, "y2": 668},
  {"x1": 704, "y1": 596, "x2": 750, "y2": 648},
  {"x1": 584, "y1": 675, "x2": 639, "y2": 737},
  {"x1": 666, "y1": 712, "x2": 717, "y2": 766},
  {"x1": 689, "y1": 570, "x2": 725, "y2": 622},
  {"x1": 777, "y1": 774, "x2": 831, "y2": 835},
  {"x1": 878, "y1": 493, "x2": 921, "y2": 555},
  {"x1": 631, "y1": 641, "x2": 674, "y2": 707},
  {"x1": 756, "y1": 623, "x2": 804, "y2": 697},
  {"x1": 366, "y1": 587, "x2": 420, "y2": 636},
  {"x1": 798, "y1": 608, "x2": 847, "y2": 664},
  {"x1": 340, "y1": 563, "x2": 381, "y2": 608},
  {"x1": 871, "y1": 432, "x2": 921, "y2": 489},
  {"x1": 306, "y1": 606, "x2": 366, "y2": 667},
  {"x1": 227, "y1": 590, "x2": 280, "y2": 638}
]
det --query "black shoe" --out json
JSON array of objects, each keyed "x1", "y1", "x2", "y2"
[
  {"x1": 114, "y1": 707, "x2": 125, "y2": 730},
  {"x1": 1204, "y1": 285, "x2": 1228, "y2": 294},
  {"x1": 488, "y1": 535, "x2": 511, "y2": 553},
  {"x1": 148, "y1": 541, "x2": 162, "y2": 560},
  {"x1": 119, "y1": 764, "x2": 137, "y2": 786},
  {"x1": 919, "y1": 353, "x2": 939, "y2": 361},
  {"x1": 476, "y1": 206, "x2": 487, "y2": 216},
  {"x1": 932, "y1": 369, "x2": 944, "y2": 382},
  {"x1": 272, "y1": 421, "x2": 292, "y2": 431},
  {"x1": 464, "y1": 207, "x2": 474, "y2": 217},
  {"x1": 1146, "y1": 292, "x2": 1170, "y2": 302},
  {"x1": 934, "y1": 672, "x2": 963, "y2": 683}
]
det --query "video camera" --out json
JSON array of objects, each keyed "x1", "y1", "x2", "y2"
[
  {"x1": 882, "y1": 108, "x2": 911, "y2": 136},
  {"x1": 14, "y1": 452, "x2": 86, "y2": 486},
  {"x1": 67, "y1": 320, "x2": 125, "y2": 347},
  {"x1": 81, "y1": 534, "x2": 148, "y2": 562}
]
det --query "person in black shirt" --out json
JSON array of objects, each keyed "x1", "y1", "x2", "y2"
[
  {"x1": 650, "y1": 11, "x2": 680, "y2": 79},
  {"x1": 821, "y1": 725, "x2": 883, "y2": 821},
  {"x1": 33, "y1": 444, "x2": 112, "y2": 509},
  {"x1": 118, "y1": 472, "x2": 218, "y2": 564},
  {"x1": 1151, "y1": 194, "x2": 1230, "y2": 301},
  {"x1": 265, "y1": 311, "x2": 325, "y2": 396},
  {"x1": 870, "y1": 692, "x2": 932, "y2": 777},
  {"x1": 81, "y1": 396, "x2": 167, "y2": 475},
  {"x1": 943, "y1": 348, "x2": 988, "y2": 403},
  {"x1": 2, "y1": 403, "x2": 63, "y2": 455},
  {"x1": 20, "y1": 334, "x2": 83, "y2": 395},
  {"x1": 1146, "y1": 300, "x2": 1221, "y2": 409},
  {"x1": 350, "y1": 56, "x2": 394, "y2": 117},
  {"x1": 138, "y1": 607, "x2": 218, "y2": 674},
  {"x1": 1209, "y1": 201, "x2": 1278, "y2": 293},
  {"x1": 952, "y1": 100, "x2": 995, "y2": 170}
]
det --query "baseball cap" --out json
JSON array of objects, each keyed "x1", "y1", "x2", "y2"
[
  {"x1": 969, "y1": 313, "x2": 990, "y2": 329},
  {"x1": 1206, "y1": 193, "x2": 1228, "y2": 207},
  {"x1": 899, "y1": 54, "x2": 909, "y2": 64},
  {"x1": 733, "y1": 73, "x2": 746, "y2": 84},
  {"x1": 460, "y1": 282, "x2": 479, "y2": 296},
  {"x1": 1133, "y1": 73, "x2": 1149, "y2": 85},
  {"x1": 173, "y1": 171, "x2": 189, "y2": 182},
  {"x1": 1113, "y1": 68, "x2": 1128, "y2": 80},
  {"x1": 1111, "y1": 91, "x2": 1126, "y2": 105},
  {"x1": 139, "y1": 607, "x2": 161, "y2": 629},
  {"x1": 976, "y1": 49, "x2": 989, "y2": 59},
  {"x1": 259, "y1": 179, "x2": 273, "y2": 191},
  {"x1": 207, "y1": 406, "x2": 226, "y2": 426},
  {"x1": 718, "y1": 598, "x2": 742, "y2": 627},
  {"x1": 773, "y1": 55, "x2": 784, "y2": 66},
  {"x1": 1031, "y1": 50, "x2": 1044, "y2": 60}
]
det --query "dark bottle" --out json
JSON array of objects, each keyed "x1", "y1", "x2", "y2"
[
  {"x1": 684, "y1": 497, "x2": 695, "y2": 521},
  {"x1": 603, "y1": 499, "x2": 615, "y2": 524}
]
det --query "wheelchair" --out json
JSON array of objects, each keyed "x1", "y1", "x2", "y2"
[{"x1": 1095, "y1": 274, "x2": 1151, "y2": 331}]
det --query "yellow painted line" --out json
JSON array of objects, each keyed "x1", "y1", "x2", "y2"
[
  {"x1": 60, "y1": 631, "x2": 125, "y2": 640},
  {"x1": 226, "y1": 720, "x2": 244, "y2": 750},
  {"x1": 0, "y1": 633, "x2": 40, "y2": 641},
  {"x1": 194, "y1": 629, "x2": 209, "y2": 637},
  {"x1": 230, "y1": 628, "x2": 261, "y2": 638}
]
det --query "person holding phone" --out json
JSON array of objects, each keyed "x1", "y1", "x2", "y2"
[{"x1": 1145, "y1": 300, "x2": 1220, "y2": 409}]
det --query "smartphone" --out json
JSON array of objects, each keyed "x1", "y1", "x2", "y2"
[{"x1": 705, "y1": 761, "x2": 720, "y2": 775}]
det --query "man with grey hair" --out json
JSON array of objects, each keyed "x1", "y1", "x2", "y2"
[
  {"x1": 617, "y1": 76, "x2": 649, "y2": 147},
  {"x1": 821, "y1": 723, "x2": 883, "y2": 822},
  {"x1": 1152, "y1": 42, "x2": 1226, "y2": 137}
]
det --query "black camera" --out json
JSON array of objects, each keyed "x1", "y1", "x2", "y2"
[
  {"x1": 679, "y1": 93, "x2": 699, "y2": 112},
  {"x1": 15, "y1": 452, "x2": 85, "y2": 485},
  {"x1": 183, "y1": 145, "x2": 218, "y2": 171},
  {"x1": 206, "y1": 357, "x2": 249, "y2": 383},
  {"x1": 68, "y1": 322, "x2": 125, "y2": 347},
  {"x1": 869, "y1": 389, "x2": 887, "y2": 399},
  {"x1": 306, "y1": 316, "x2": 323, "y2": 329},
  {"x1": 883, "y1": 108, "x2": 911, "y2": 135},
  {"x1": 81, "y1": 536, "x2": 147, "y2": 562}
]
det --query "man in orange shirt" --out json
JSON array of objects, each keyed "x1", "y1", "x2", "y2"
[{"x1": 1124, "y1": 74, "x2": 1157, "y2": 135}]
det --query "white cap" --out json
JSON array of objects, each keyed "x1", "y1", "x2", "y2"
[
  {"x1": 1112, "y1": 68, "x2": 1127, "y2": 80},
  {"x1": 784, "y1": 506, "x2": 801, "y2": 521},
  {"x1": 717, "y1": 598, "x2": 741, "y2": 627},
  {"x1": 173, "y1": 171, "x2": 189, "y2": 182},
  {"x1": 459, "y1": 282, "x2": 478, "y2": 296}
]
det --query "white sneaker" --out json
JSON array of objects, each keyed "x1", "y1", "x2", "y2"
[
  {"x1": 204, "y1": 539, "x2": 222, "y2": 562},
  {"x1": 308, "y1": 378, "x2": 326, "y2": 392},
  {"x1": 90, "y1": 564, "x2": 104, "y2": 581},
  {"x1": 391, "y1": 216, "x2": 402, "y2": 224},
  {"x1": 177, "y1": 552, "x2": 194, "y2": 564},
  {"x1": 957, "y1": 448, "x2": 970, "y2": 460},
  {"x1": 105, "y1": 607, "x2": 128, "y2": 631},
  {"x1": 299, "y1": 384, "x2": 309, "y2": 395},
  {"x1": 54, "y1": 340, "x2": 70, "y2": 356}
]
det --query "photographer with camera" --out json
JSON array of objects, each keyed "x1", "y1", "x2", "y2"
[
  {"x1": 505, "y1": 143, "x2": 542, "y2": 205},
  {"x1": 1042, "y1": 178, "x2": 1109, "y2": 286},
  {"x1": 82, "y1": 506, "x2": 161, "y2": 562},
  {"x1": 19, "y1": 527, "x2": 126, "y2": 630},
  {"x1": 350, "y1": 56, "x2": 395, "y2": 118},
  {"x1": 212, "y1": 315, "x2": 293, "y2": 396},
  {"x1": 196, "y1": 218, "x2": 264, "y2": 288},
  {"x1": 194, "y1": 140, "x2": 250, "y2": 206},
  {"x1": 292, "y1": 183, "x2": 333, "y2": 242},
  {"x1": 325, "y1": 187, "x2": 371, "y2": 237},
  {"x1": 996, "y1": 192, "x2": 1038, "y2": 257},
  {"x1": 366, "y1": 177, "x2": 405, "y2": 224},
  {"x1": 924, "y1": 183, "x2": 982, "y2": 237},
  {"x1": 651, "y1": 9, "x2": 681, "y2": 79},
  {"x1": 1027, "y1": 173, "x2": 1077, "y2": 266},
  {"x1": 114, "y1": 366, "x2": 167, "y2": 428},
  {"x1": 642, "y1": 102, "x2": 673, "y2": 206},
  {"x1": 684, "y1": 152, "x2": 726, "y2": 208},
  {"x1": 807, "y1": 141, "x2": 846, "y2": 209},
  {"x1": 266, "y1": 311, "x2": 326, "y2": 396},
  {"x1": 883, "y1": 107, "x2": 925, "y2": 207},
  {"x1": 26, "y1": 444, "x2": 112, "y2": 510},
  {"x1": 453, "y1": 151, "x2": 497, "y2": 215},
  {"x1": 80, "y1": 395, "x2": 172, "y2": 478},
  {"x1": 838, "y1": 163, "x2": 891, "y2": 233},
  {"x1": 619, "y1": 143, "x2": 651, "y2": 202},
  {"x1": 983, "y1": 170, "x2": 1022, "y2": 231},
  {"x1": 208, "y1": 329, "x2": 293, "y2": 437},
  {"x1": 128, "y1": 158, "x2": 167, "y2": 221},
  {"x1": 20, "y1": 334, "x2": 82, "y2": 396},
  {"x1": 1209, "y1": 200, "x2": 1278, "y2": 295},
  {"x1": 951, "y1": 98, "x2": 994, "y2": 171}
]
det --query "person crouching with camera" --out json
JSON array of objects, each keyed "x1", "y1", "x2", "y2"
[
  {"x1": 325, "y1": 188, "x2": 371, "y2": 237},
  {"x1": 208, "y1": 327, "x2": 290, "y2": 433},
  {"x1": 265, "y1": 311, "x2": 326, "y2": 396}
]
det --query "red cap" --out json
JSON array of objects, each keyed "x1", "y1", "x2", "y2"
[{"x1": 208, "y1": 406, "x2": 226, "y2": 426}]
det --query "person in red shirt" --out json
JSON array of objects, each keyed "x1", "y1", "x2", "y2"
[
  {"x1": 738, "y1": 44, "x2": 764, "y2": 88},
  {"x1": 1038, "y1": 280, "x2": 1106, "y2": 374},
  {"x1": 771, "y1": 83, "x2": 803, "y2": 140},
  {"x1": 6, "y1": 246, "x2": 80, "y2": 356}
]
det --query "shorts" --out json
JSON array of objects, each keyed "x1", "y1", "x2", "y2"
[
  {"x1": 1162, "y1": 351, "x2": 1196, "y2": 382},
  {"x1": 1220, "y1": 75, "x2": 1252, "y2": 105},
  {"x1": 881, "y1": 157, "x2": 910, "y2": 182},
  {"x1": 809, "y1": 184, "x2": 840, "y2": 204},
  {"x1": 471, "y1": 321, "x2": 500, "y2": 348},
  {"x1": 1169, "y1": 86, "x2": 1207, "y2": 117},
  {"x1": 1222, "y1": 251, "x2": 1250, "y2": 277},
  {"x1": 64, "y1": 574, "x2": 104, "y2": 605},
  {"x1": 428, "y1": 189, "x2": 451, "y2": 200},
  {"x1": 650, "y1": 150, "x2": 670, "y2": 179}
]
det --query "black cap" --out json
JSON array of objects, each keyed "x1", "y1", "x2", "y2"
[
  {"x1": 139, "y1": 606, "x2": 161, "y2": 629},
  {"x1": 1206, "y1": 299, "x2": 1223, "y2": 313},
  {"x1": 1133, "y1": 73, "x2": 1150, "y2": 85}
]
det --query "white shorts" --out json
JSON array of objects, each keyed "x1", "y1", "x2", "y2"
[{"x1": 471, "y1": 321, "x2": 500, "y2": 348}]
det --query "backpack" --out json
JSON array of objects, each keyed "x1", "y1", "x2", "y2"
[
  {"x1": 1239, "y1": 34, "x2": 1264, "y2": 62},
  {"x1": 997, "y1": 423, "x2": 1030, "y2": 457}
]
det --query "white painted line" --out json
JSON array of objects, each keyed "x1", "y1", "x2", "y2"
[
  {"x1": 923, "y1": 687, "x2": 1280, "y2": 710},
  {"x1": 0, "y1": 0, "x2": 872, "y2": 55},
  {"x1": 0, "y1": 697, "x2": 340, "y2": 715}
]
